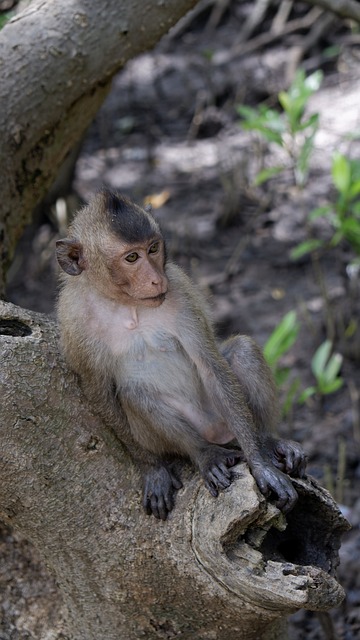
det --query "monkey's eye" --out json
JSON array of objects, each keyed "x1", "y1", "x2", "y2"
[
  {"x1": 149, "y1": 242, "x2": 160, "y2": 255},
  {"x1": 125, "y1": 252, "x2": 139, "y2": 263}
]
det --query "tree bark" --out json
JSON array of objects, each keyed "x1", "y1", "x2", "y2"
[
  {"x1": 0, "y1": 300, "x2": 350, "y2": 639},
  {"x1": 0, "y1": 0, "x2": 199, "y2": 294}
]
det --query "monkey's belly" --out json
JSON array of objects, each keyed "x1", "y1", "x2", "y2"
[
  {"x1": 119, "y1": 343, "x2": 234, "y2": 445},
  {"x1": 166, "y1": 397, "x2": 234, "y2": 445}
]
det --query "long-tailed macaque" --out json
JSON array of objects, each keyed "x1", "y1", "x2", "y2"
[{"x1": 56, "y1": 190, "x2": 306, "y2": 520}]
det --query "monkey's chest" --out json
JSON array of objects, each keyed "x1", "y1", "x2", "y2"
[{"x1": 117, "y1": 330, "x2": 201, "y2": 395}]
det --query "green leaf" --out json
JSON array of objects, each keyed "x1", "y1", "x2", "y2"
[
  {"x1": 349, "y1": 180, "x2": 360, "y2": 198},
  {"x1": 290, "y1": 239, "x2": 323, "y2": 260},
  {"x1": 281, "y1": 378, "x2": 301, "y2": 418},
  {"x1": 298, "y1": 386, "x2": 317, "y2": 404},
  {"x1": 274, "y1": 367, "x2": 291, "y2": 387},
  {"x1": 318, "y1": 377, "x2": 344, "y2": 395},
  {"x1": 237, "y1": 104, "x2": 285, "y2": 145},
  {"x1": 0, "y1": 13, "x2": 11, "y2": 29},
  {"x1": 264, "y1": 311, "x2": 299, "y2": 368},
  {"x1": 332, "y1": 153, "x2": 351, "y2": 196},
  {"x1": 311, "y1": 342, "x2": 344, "y2": 396},
  {"x1": 304, "y1": 70, "x2": 323, "y2": 92},
  {"x1": 278, "y1": 91, "x2": 291, "y2": 114},
  {"x1": 329, "y1": 229, "x2": 344, "y2": 247},
  {"x1": 351, "y1": 201, "x2": 360, "y2": 217},
  {"x1": 296, "y1": 130, "x2": 317, "y2": 185},
  {"x1": 278, "y1": 69, "x2": 322, "y2": 134},
  {"x1": 236, "y1": 105, "x2": 258, "y2": 120},
  {"x1": 254, "y1": 166, "x2": 286, "y2": 186},
  {"x1": 345, "y1": 318, "x2": 358, "y2": 338},
  {"x1": 349, "y1": 179, "x2": 360, "y2": 199},
  {"x1": 311, "y1": 340, "x2": 332, "y2": 379},
  {"x1": 297, "y1": 112, "x2": 319, "y2": 132},
  {"x1": 322, "y1": 353, "x2": 343, "y2": 385},
  {"x1": 241, "y1": 123, "x2": 284, "y2": 145},
  {"x1": 308, "y1": 206, "x2": 332, "y2": 221},
  {"x1": 341, "y1": 218, "x2": 360, "y2": 253}
]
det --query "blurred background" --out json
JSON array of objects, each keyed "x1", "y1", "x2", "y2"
[{"x1": 2, "y1": 0, "x2": 360, "y2": 637}]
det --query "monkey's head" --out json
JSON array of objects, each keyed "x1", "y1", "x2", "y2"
[{"x1": 56, "y1": 190, "x2": 168, "y2": 308}]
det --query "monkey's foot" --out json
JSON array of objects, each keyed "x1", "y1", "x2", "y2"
[
  {"x1": 272, "y1": 438, "x2": 307, "y2": 478},
  {"x1": 142, "y1": 465, "x2": 183, "y2": 521},
  {"x1": 250, "y1": 461, "x2": 298, "y2": 513},
  {"x1": 199, "y1": 446, "x2": 242, "y2": 498}
]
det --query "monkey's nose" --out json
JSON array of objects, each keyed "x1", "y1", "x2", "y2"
[{"x1": 151, "y1": 274, "x2": 168, "y2": 294}]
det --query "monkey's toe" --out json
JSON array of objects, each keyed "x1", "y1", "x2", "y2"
[
  {"x1": 203, "y1": 462, "x2": 234, "y2": 497},
  {"x1": 142, "y1": 464, "x2": 182, "y2": 520}
]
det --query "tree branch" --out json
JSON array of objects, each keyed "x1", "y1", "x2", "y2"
[
  {"x1": 0, "y1": 300, "x2": 350, "y2": 639},
  {"x1": 303, "y1": 0, "x2": 360, "y2": 22},
  {"x1": 0, "y1": 0, "x2": 199, "y2": 294}
]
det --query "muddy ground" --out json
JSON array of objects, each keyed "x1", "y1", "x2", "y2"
[{"x1": 2, "y1": 2, "x2": 360, "y2": 638}]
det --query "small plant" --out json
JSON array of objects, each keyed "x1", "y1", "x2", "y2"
[
  {"x1": 292, "y1": 153, "x2": 360, "y2": 260},
  {"x1": 0, "y1": 12, "x2": 12, "y2": 29},
  {"x1": 237, "y1": 69, "x2": 323, "y2": 186},
  {"x1": 264, "y1": 310, "x2": 300, "y2": 386},
  {"x1": 323, "y1": 437, "x2": 347, "y2": 504},
  {"x1": 299, "y1": 340, "x2": 344, "y2": 403},
  {"x1": 264, "y1": 311, "x2": 303, "y2": 419},
  {"x1": 264, "y1": 315, "x2": 344, "y2": 417}
]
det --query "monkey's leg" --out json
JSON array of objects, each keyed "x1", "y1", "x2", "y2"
[
  {"x1": 220, "y1": 335, "x2": 307, "y2": 478},
  {"x1": 122, "y1": 391, "x2": 242, "y2": 507},
  {"x1": 78, "y1": 374, "x2": 182, "y2": 520},
  {"x1": 195, "y1": 444, "x2": 242, "y2": 498},
  {"x1": 141, "y1": 462, "x2": 183, "y2": 521}
]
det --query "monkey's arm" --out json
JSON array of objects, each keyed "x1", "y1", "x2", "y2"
[
  {"x1": 220, "y1": 335, "x2": 307, "y2": 479},
  {"x1": 61, "y1": 334, "x2": 182, "y2": 521},
  {"x1": 168, "y1": 266, "x2": 299, "y2": 511},
  {"x1": 197, "y1": 348, "x2": 298, "y2": 511},
  {"x1": 87, "y1": 372, "x2": 183, "y2": 520}
]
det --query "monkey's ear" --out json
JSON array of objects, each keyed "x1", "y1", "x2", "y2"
[{"x1": 56, "y1": 238, "x2": 86, "y2": 276}]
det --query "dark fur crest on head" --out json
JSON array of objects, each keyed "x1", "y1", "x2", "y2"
[{"x1": 100, "y1": 189, "x2": 160, "y2": 244}]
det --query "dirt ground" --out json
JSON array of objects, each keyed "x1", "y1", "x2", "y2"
[{"x1": 2, "y1": 1, "x2": 360, "y2": 638}]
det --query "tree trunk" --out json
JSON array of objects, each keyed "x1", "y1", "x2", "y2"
[
  {"x1": 0, "y1": 0, "x2": 198, "y2": 294},
  {"x1": 0, "y1": 300, "x2": 350, "y2": 639}
]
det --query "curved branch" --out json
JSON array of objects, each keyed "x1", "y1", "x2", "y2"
[
  {"x1": 0, "y1": 0, "x2": 198, "y2": 292},
  {"x1": 0, "y1": 301, "x2": 350, "y2": 639}
]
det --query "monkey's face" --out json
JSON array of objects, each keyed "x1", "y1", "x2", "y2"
[{"x1": 108, "y1": 237, "x2": 168, "y2": 308}]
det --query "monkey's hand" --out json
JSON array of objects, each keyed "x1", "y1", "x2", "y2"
[
  {"x1": 142, "y1": 465, "x2": 183, "y2": 521},
  {"x1": 198, "y1": 446, "x2": 242, "y2": 498},
  {"x1": 271, "y1": 439, "x2": 307, "y2": 478},
  {"x1": 250, "y1": 460, "x2": 298, "y2": 513}
]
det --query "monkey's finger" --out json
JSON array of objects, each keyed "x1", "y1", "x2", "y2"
[
  {"x1": 275, "y1": 441, "x2": 307, "y2": 479},
  {"x1": 143, "y1": 490, "x2": 161, "y2": 520},
  {"x1": 170, "y1": 473, "x2": 183, "y2": 491},
  {"x1": 253, "y1": 473, "x2": 272, "y2": 498},
  {"x1": 274, "y1": 488, "x2": 298, "y2": 513},
  {"x1": 216, "y1": 463, "x2": 233, "y2": 487},
  {"x1": 209, "y1": 465, "x2": 232, "y2": 491},
  {"x1": 144, "y1": 496, "x2": 162, "y2": 519},
  {"x1": 291, "y1": 454, "x2": 307, "y2": 478},
  {"x1": 150, "y1": 493, "x2": 165, "y2": 521},
  {"x1": 204, "y1": 478, "x2": 219, "y2": 498},
  {"x1": 224, "y1": 450, "x2": 242, "y2": 468},
  {"x1": 143, "y1": 500, "x2": 153, "y2": 517},
  {"x1": 272, "y1": 477, "x2": 298, "y2": 513},
  {"x1": 164, "y1": 489, "x2": 175, "y2": 514}
]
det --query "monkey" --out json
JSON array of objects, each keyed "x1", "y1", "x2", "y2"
[{"x1": 56, "y1": 189, "x2": 306, "y2": 520}]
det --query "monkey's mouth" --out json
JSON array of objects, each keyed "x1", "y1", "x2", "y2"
[{"x1": 142, "y1": 292, "x2": 167, "y2": 303}]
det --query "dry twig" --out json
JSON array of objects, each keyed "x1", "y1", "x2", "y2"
[
  {"x1": 303, "y1": 0, "x2": 360, "y2": 23},
  {"x1": 214, "y1": 7, "x2": 323, "y2": 64}
]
